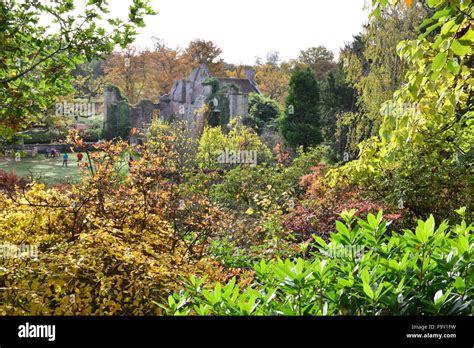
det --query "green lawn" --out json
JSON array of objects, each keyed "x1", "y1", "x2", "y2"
[
  {"x1": 0, "y1": 153, "x2": 130, "y2": 184},
  {"x1": 0, "y1": 156, "x2": 84, "y2": 184}
]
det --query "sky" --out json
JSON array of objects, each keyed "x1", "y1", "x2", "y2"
[{"x1": 79, "y1": 0, "x2": 370, "y2": 65}]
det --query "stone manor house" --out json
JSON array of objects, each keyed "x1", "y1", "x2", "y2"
[{"x1": 103, "y1": 64, "x2": 261, "y2": 138}]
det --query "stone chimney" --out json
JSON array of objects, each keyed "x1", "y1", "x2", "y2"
[{"x1": 245, "y1": 67, "x2": 256, "y2": 83}]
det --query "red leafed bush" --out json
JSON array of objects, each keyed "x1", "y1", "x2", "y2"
[
  {"x1": 282, "y1": 166, "x2": 410, "y2": 242},
  {"x1": 0, "y1": 169, "x2": 28, "y2": 193}
]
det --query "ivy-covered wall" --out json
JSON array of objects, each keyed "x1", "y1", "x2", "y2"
[
  {"x1": 203, "y1": 78, "x2": 240, "y2": 129},
  {"x1": 103, "y1": 84, "x2": 131, "y2": 140}
]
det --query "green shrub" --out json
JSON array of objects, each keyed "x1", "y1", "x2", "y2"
[
  {"x1": 210, "y1": 146, "x2": 328, "y2": 211},
  {"x1": 147, "y1": 118, "x2": 198, "y2": 171},
  {"x1": 161, "y1": 211, "x2": 473, "y2": 315},
  {"x1": 244, "y1": 93, "x2": 281, "y2": 134},
  {"x1": 196, "y1": 123, "x2": 273, "y2": 170}
]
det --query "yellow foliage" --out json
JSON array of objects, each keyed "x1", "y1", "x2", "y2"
[{"x1": 0, "y1": 183, "x2": 204, "y2": 315}]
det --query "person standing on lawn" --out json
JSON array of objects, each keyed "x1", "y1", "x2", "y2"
[
  {"x1": 77, "y1": 152, "x2": 83, "y2": 167},
  {"x1": 62, "y1": 152, "x2": 69, "y2": 167}
]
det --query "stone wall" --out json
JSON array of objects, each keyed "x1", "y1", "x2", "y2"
[
  {"x1": 104, "y1": 85, "x2": 159, "y2": 139},
  {"x1": 102, "y1": 65, "x2": 260, "y2": 139},
  {"x1": 130, "y1": 99, "x2": 156, "y2": 131},
  {"x1": 103, "y1": 85, "x2": 131, "y2": 139},
  {"x1": 228, "y1": 92, "x2": 249, "y2": 121}
]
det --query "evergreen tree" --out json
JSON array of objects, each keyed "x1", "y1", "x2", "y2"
[
  {"x1": 319, "y1": 65, "x2": 357, "y2": 159},
  {"x1": 279, "y1": 68, "x2": 322, "y2": 148}
]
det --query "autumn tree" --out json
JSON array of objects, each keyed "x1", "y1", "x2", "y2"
[
  {"x1": 225, "y1": 64, "x2": 247, "y2": 78},
  {"x1": 265, "y1": 51, "x2": 281, "y2": 66},
  {"x1": 255, "y1": 52, "x2": 291, "y2": 105},
  {"x1": 104, "y1": 46, "x2": 150, "y2": 104},
  {"x1": 104, "y1": 39, "x2": 192, "y2": 102},
  {"x1": 296, "y1": 46, "x2": 337, "y2": 80},
  {"x1": 182, "y1": 39, "x2": 226, "y2": 76},
  {"x1": 72, "y1": 60, "x2": 106, "y2": 100},
  {"x1": 146, "y1": 38, "x2": 189, "y2": 96}
]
